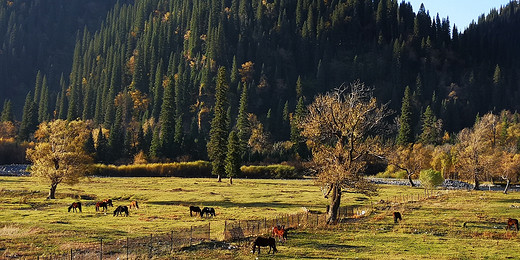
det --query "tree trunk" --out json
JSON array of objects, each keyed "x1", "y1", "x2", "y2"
[
  {"x1": 504, "y1": 178, "x2": 510, "y2": 194},
  {"x1": 473, "y1": 172, "x2": 480, "y2": 190},
  {"x1": 47, "y1": 183, "x2": 58, "y2": 199},
  {"x1": 217, "y1": 174, "x2": 221, "y2": 182},
  {"x1": 326, "y1": 184, "x2": 341, "y2": 225},
  {"x1": 229, "y1": 176, "x2": 233, "y2": 185},
  {"x1": 407, "y1": 173, "x2": 415, "y2": 187}
]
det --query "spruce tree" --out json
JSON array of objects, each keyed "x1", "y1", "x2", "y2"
[
  {"x1": 159, "y1": 76, "x2": 176, "y2": 158},
  {"x1": 419, "y1": 105, "x2": 440, "y2": 144},
  {"x1": 208, "y1": 67, "x2": 230, "y2": 182},
  {"x1": 38, "y1": 76, "x2": 50, "y2": 122},
  {"x1": 96, "y1": 127, "x2": 109, "y2": 163},
  {"x1": 396, "y1": 86, "x2": 414, "y2": 145},
  {"x1": 19, "y1": 92, "x2": 38, "y2": 141},
  {"x1": 225, "y1": 131, "x2": 241, "y2": 184},
  {"x1": 291, "y1": 97, "x2": 307, "y2": 158},
  {"x1": 84, "y1": 131, "x2": 96, "y2": 156},
  {"x1": 1, "y1": 99, "x2": 13, "y2": 122},
  {"x1": 237, "y1": 83, "x2": 250, "y2": 161}
]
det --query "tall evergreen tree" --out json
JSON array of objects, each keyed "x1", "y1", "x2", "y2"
[
  {"x1": 236, "y1": 83, "x2": 250, "y2": 161},
  {"x1": 419, "y1": 105, "x2": 440, "y2": 144},
  {"x1": 96, "y1": 127, "x2": 109, "y2": 163},
  {"x1": 1, "y1": 99, "x2": 13, "y2": 122},
  {"x1": 291, "y1": 97, "x2": 307, "y2": 158},
  {"x1": 397, "y1": 86, "x2": 414, "y2": 145},
  {"x1": 208, "y1": 67, "x2": 230, "y2": 182},
  {"x1": 159, "y1": 76, "x2": 176, "y2": 158},
  {"x1": 19, "y1": 92, "x2": 39, "y2": 141},
  {"x1": 38, "y1": 76, "x2": 50, "y2": 122},
  {"x1": 225, "y1": 130, "x2": 241, "y2": 184}
]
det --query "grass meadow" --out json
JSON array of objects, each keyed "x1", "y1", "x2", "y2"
[{"x1": 1, "y1": 176, "x2": 520, "y2": 259}]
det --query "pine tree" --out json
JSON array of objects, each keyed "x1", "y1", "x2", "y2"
[
  {"x1": 208, "y1": 67, "x2": 230, "y2": 182},
  {"x1": 84, "y1": 131, "x2": 96, "y2": 156},
  {"x1": 291, "y1": 97, "x2": 307, "y2": 158},
  {"x1": 19, "y1": 92, "x2": 38, "y2": 141},
  {"x1": 1, "y1": 99, "x2": 13, "y2": 122},
  {"x1": 96, "y1": 127, "x2": 109, "y2": 163},
  {"x1": 419, "y1": 105, "x2": 440, "y2": 144},
  {"x1": 225, "y1": 131, "x2": 241, "y2": 184},
  {"x1": 149, "y1": 126, "x2": 161, "y2": 159},
  {"x1": 38, "y1": 76, "x2": 50, "y2": 122},
  {"x1": 237, "y1": 83, "x2": 250, "y2": 161},
  {"x1": 108, "y1": 106, "x2": 124, "y2": 162},
  {"x1": 397, "y1": 86, "x2": 414, "y2": 145},
  {"x1": 159, "y1": 75, "x2": 176, "y2": 158}
]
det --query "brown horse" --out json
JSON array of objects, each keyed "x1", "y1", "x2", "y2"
[
  {"x1": 68, "y1": 202, "x2": 82, "y2": 213},
  {"x1": 251, "y1": 236, "x2": 277, "y2": 254},
  {"x1": 114, "y1": 206, "x2": 129, "y2": 217},
  {"x1": 393, "y1": 212, "x2": 402, "y2": 223},
  {"x1": 103, "y1": 199, "x2": 113, "y2": 207},
  {"x1": 272, "y1": 225, "x2": 287, "y2": 242},
  {"x1": 507, "y1": 218, "x2": 519, "y2": 231},
  {"x1": 189, "y1": 206, "x2": 201, "y2": 217},
  {"x1": 129, "y1": 200, "x2": 139, "y2": 209},
  {"x1": 95, "y1": 201, "x2": 108, "y2": 212}
]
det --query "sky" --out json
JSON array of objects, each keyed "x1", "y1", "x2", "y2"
[{"x1": 406, "y1": 0, "x2": 514, "y2": 30}]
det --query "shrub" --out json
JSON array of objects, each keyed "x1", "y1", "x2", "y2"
[
  {"x1": 419, "y1": 169, "x2": 444, "y2": 188},
  {"x1": 240, "y1": 164, "x2": 302, "y2": 179},
  {"x1": 91, "y1": 161, "x2": 212, "y2": 177},
  {"x1": 376, "y1": 165, "x2": 407, "y2": 179}
]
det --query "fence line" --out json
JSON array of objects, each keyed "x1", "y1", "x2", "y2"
[{"x1": 35, "y1": 189, "x2": 449, "y2": 259}]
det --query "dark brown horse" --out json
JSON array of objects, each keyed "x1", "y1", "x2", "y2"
[
  {"x1": 393, "y1": 212, "x2": 402, "y2": 223},
  {"x1": 190, "y1": 206, "x2": 201, "y2": 217},
  {"x1": 68, "y1": 202, "x2": 82, "y2": 213},
  {"x1": 103, "y1": 199, "x2": 113, "y2": 207},
  {"x1": 129, "y1": 200, "x2": 139, "y2": 209},
  {"x1": 114, "y1": 206, "x2": 129, "y2": 217},
  {"x1": 201, "y1": 207, "x2": 216, "y2": 218},
  {"x1": 251, "y1": 236, "x2": 277, "y2": 254},
  {"x1": 95, "y1": 201, "x2": 108, "y2": 212},
  {"x1": 507, "y1": 218, "x2": 518, "y2": 231}
]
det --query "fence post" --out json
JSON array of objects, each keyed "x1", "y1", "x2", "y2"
[
  {"x1": 208, "y1": 222, "x2": 211, "y2": 240},
  {"x1": 99, "y1": 238, "x2": 103, "y2": 260},
  {"x1": 127, "y1": 237, "x2": 129, "y2": 260},
  {"x1": 190, "y1": 226, "x2": 193, "y2": 246},
  {"x1": 170, "y1": 231, "x2": 174, "y2": 253},
  {"x1": 70, "y1": 248, "x2": 73, "y2": 260},
  {"x1": 149, "y1": 234, "x2": 153, "y2": 259},
  {"x1": 316, "y1": 214, "x2": 319, "y2": 227},
  {"x1": 264, "y1": 218, "x2": 267, "y2": 233}
]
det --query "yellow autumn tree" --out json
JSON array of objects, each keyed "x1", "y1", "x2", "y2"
[
  {"x1": 388, "y1": 143, "x2": 433, "y2": 187},
  {"x1": 26, "y1": 120, "x2": 93, "y2": 199},
  {"x1": 301, "y1": 81, "x2": 391, "y2": 224}
]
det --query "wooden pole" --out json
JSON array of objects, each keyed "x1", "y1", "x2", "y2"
[
  {"x1": 127, "y1": 237, "x2": 129, "y2": 260},
  {"x1": 99, "y1": 238, "x2": 103, "y2": 260}
]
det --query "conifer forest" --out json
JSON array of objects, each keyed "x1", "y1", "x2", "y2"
[{"x1": 1, "y1": 0, "x2": 520, "y2": 172}]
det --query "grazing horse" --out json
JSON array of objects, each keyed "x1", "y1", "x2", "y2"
[
  {"x1": 251, "y1": 236, "x2": 277, "y2": 254},
  {"x1": 507, "y1": 218, "x2": 519, "y2": 231},
  {"x1": 129, "y1": 200, "x2": 139, "y2": 209},
  {"x1": 68, "y1": 202, "x2": 82, "y2": 213},
  {"x1": 189, "y1": 206, "x2": 201, "y2": 217},
  {"x1": 103, "y1": 199, "x2": 113, "y2": 207},
  {"x1": 393, "y1": 212, "x2": 402, "y2": 223},
  {"x1": 200, "y1": 207, "x2": 216, "y2": 218},
  {"x1": 95, "y1": 201, "x2": 108, "y2": 212},
  {"x1": 113, "y1": 206, "x2": 129, "y2": 217},
  {"x1": 272, "y1": 225, "x2": 287, "y2": 242}
]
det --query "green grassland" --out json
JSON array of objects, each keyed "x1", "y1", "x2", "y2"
[{"x1": 1, "y1": 176, "x2": 520, "y2": 259}]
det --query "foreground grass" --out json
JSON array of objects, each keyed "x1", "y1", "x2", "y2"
[{"x1": 1, "y1": 176, "x2": 520, "y2": 259}]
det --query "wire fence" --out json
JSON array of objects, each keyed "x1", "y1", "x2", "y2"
[{"x1": 33, "y1": 189, "x2": 449, "y2": 259}]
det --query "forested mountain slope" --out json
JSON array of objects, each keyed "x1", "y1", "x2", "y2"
[{"x1": 2, "y1": 0, "x2": 520, "y2": 164}]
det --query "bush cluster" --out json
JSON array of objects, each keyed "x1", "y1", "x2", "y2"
[
  {"x1": 91, "y1": 161, "x2": 212, "y2": 177},
  {"x1": 240, "y1": 165, "x2": 302, "y2": 179}
]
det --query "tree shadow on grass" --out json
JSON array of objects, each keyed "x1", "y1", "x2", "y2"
[{"x1": 147, "y1": 200, "x2": 320, "y2": 209}]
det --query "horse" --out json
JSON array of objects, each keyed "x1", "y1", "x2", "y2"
[
  {"x1": 507, "y1": 218, "x2": 519, "y2": 231},
  {"x1": 129, "y1": 200, "x2": 139, "y2": 209},
  {"x1": 68, "y1": 202, "x2": 82, "y2": 213},
  {"x1": 114, "y1": 206, "x2": 129, "y2": 217},
  {"x1": 272, "y1": 225, "x2": 287, "y2": 242},
  {"x1": 393, "y1": 212, "x2": 402, "y2": 223},
  {"x1": 200, "y1": 207, "x2": 216, "y2": 218},
  {"x1": 251, "y1": 236, "x2": 277, "y2": 254},
  {"x1": 189, "y1": 206, "x2": 201, "y2": 217},
  {"x1": 95, "y1": 201, "x2": 108, "y2": 212},
  {"x1": 103, "y1": 199, "x2": 113, "y2": 207}
]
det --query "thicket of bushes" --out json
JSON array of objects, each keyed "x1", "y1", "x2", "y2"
[
  {"x1": 91, "y1": 162, "x2": 303, "y2": 179},
  {"x1": 91, "y1": 161, "x2": 212, "y2": 177},
  {"x1": 0, "y1": 139, "x2": 31, "y2": 164},
  {"x1": 240, "y1": 165, "x2": 303, "y2": 179}
]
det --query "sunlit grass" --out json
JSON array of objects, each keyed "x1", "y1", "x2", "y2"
[{"x1": 1, "y1": 176, "x2": 520, "y2": 258}]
